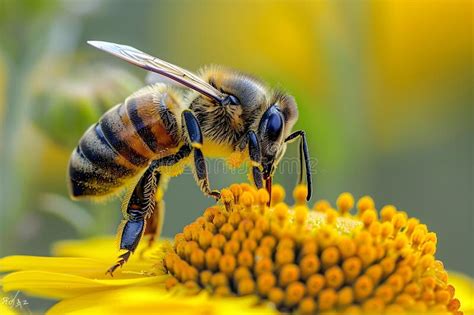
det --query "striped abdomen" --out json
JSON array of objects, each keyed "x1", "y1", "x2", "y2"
[{"x1": 68, "y1": 84, "x2": 183, "y2": 199}]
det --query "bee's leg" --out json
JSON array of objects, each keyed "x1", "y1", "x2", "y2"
[
  {"x1": 142, "y1": 199, "x2": 163, "y2": 249},
  {"x1": 182, "y1": 110, "x2": 220, "y2": 200},
  {"x1": 246, "y1": 130, "x2": 263, "y2": 189},
  {"x1": 108, "y1": 147, "x2": 191, "y2": 275},
  {"x1": 141, "y1": 173, "x2": 166, "y2": 254},
  {"x1": 285, "y1": 130, "x2": 312, "y2": 201},
  {"x1": 107, "y1": 166, "x2": 158, "y2": 276}
]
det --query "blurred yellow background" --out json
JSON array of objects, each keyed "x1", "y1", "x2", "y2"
[{"x1": 0, "y1": 0, "x2": 472, "y2": 310}]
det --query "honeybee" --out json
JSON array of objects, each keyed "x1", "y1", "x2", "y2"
[{"x1": 68, "y1": 41, "x2": 312, "y2": 274}]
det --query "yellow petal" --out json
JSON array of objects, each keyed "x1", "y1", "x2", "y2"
[
  {"x1": 51, "y1": 236, "x2": 120, "y2": 259},
  {"x1": 51, "y1": 236, "x2": 169, "y2": 276},
  {"x1": 52, "y1": 235, "x2": 168, "y2": 259},
  {"x1": 0, "y1": 293, "x2": 18, "y2": 315},
  {"x1": 47, "y1": 287, "x2": 276, "y2": 315},
  {"x1": 0, "y1": 303, "x2": 16, "y2": 315},
  {"x1": 0, "y1": 255, "x2": 163, "y2": 280},
  {"x1": 0, "y1": 256, "x2": 109, "y2": 276},
  {"x1": 1, "y1": 271, "x2": 168, "y2": 299},
  {"x1": 449, "y1": 271, "x2": 474, "y2": 313}
]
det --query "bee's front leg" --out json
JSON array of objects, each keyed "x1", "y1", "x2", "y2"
[
  {"x1": 239, "y1": 131, "x2": 263, "y2": 189},
  {"x1": 182, "y1": 110, "x2": 220, "y2": 200},
  {"x1": 285, "y1": 130, "x2": 312, "y2": 201}
]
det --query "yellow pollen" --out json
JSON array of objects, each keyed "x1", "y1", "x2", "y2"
[
  {"x1": 271, "y1": 184, "x2": 285, "y2": 204},
  {"x1": 221, "y1": 188, "x2": 234, "y2": 206},
  {"x1": 255, "y1": 257, "x2": 273, "y2": 276},
  {"x1": 325, "y1": 266, "x2": 345, "y2": 289},
  {"x1": 257, "y1": 272, "x2": 276, "y2": 296},
  {"x1": 237, "y1": 277, "x2": 255, "y2": 296},
  {"x1": 362, "y1": 297, "x2": 385, "y2": 312},
  {"x1": 275, "y1": 248, "x2": 295, "y2": 266},
  {"x1": 210, "y1": 272, "x2": 228, "y2": 287},
  {"x1": 214, "y1": 285, "x2": 231, "y2": 296},
  {"x1": 255, "y1": 245, "x2": 271, "y2": 259},
  {"x1": 381, "y1": 221, "x2": 394, "y2": 238},
  {"x1": 354, "y1": 275, "x2": 374, "y2": 301},
  {"x1": 268, "y1": 287, "x2": 285, "y2": 306},
  {"x1": 337, "y1": 286, "x2": 354, "y2": 306},
  {"x1": 337, "y1": 237, "x2": 357, "y2": 258},
  {"x1": 306, "y1": 274, "x2": 325, "y2": 297},
  {"x1": 237, "y1": 250, "x2": 253, "y2": 268},
  {"x1": 223, "y1": 240, "x2": 240, "y2": 256},
  {"x1": 212, "y1": 212, "x2": 226, "y2": 229},
  {"x1": 198, "y1": 230, "x2": 213, "y2": 249},
  {"x1": 336, "y1": 192, "x2": 354, "y2": 214},
  {"x1": 190, "y1": 248, "x2": 205, "y2": 270},
  {"x1": 392, "y1": 212, "x2": 407, "y2": 232},
  {"x1": 229, "y1": 184, "x2": 242, "y2": 201},
  {"x1": 293, "y1": 184, "x2": 308, "y2": 205},
  {"x1": 161, "y1": 184, "x2": 463, "y2": 314},
  {"x1": 360, "y1": 209, "x2": 377, "y2": 227},
  {"x1": 321, "y1": 246, "x2": 340, "y2": 268},
  {"x1": 256, "y1": 188, "x2": 270, "y2": 211},
  {"x1": 273, "y1": 203, "x2": 289, "y2": 225},
  {"x1": 313, "y1": 199, "x2": 331, "y2": 213},
  {"x1": 366, "y1": 264, "x2": 383, "y2": 284},
  {"x1": 357, "y1": 195, "x2": 375, "y2": 214},
  {"x1": 219, "y1": 223, "x2": 234, "y2": 239},
  {"x1": 165, "y1": 276, "x2": 178, "y2": 290},
  {"x1": 375, "y1": 284, "x2": 394, "y2": 303},
  {"x1": 279, "y1": 264, "x2": 300, "y2": 287},
  {"x1": 300, "y1": 238, "x2": 318, "y2": 256},
  {"x1": 343, "y1": 257, "x2": 362, "y2": 282},
  {"x1": 240, "y1": 191, "x2": 254, "y2": 208},
  {"x1": 219, "y1": 254, "x2": 236, "y2": 276},
  {"x1": 200, "y1": 270, "x2": 212, "y2": 286},
  {"x1": 300, "y1": 255, "x2": 320, "y2": 280},
  {"x1": 211, "y1": 233, "x2": 226, "y2": 249},
  {"x1": 319, "y1": 288, "x2": 338, "y2": 311},
  {"x1": 298, "y1": 297, "x2": 316, "y2": 314},
  {"x1": 238, "y1": 219, "x2": 254, "y2": 233},
  {"x1": 294, "y1": 206, "x2": 308, "y2": 227},
  {"x1": 277, "y1": 236, "x2": 295, "y2": 250},
  {"x1": 369, "y1": 221, "x2": 382, "y2": 237},
  {"x1": 285, "y1": 282, "x2": 306, "y2": 307},
  {"x1": 380, "y1": 205, "x2": 397, "y2": 221},
  {"x1": 205, "y1": 247, "x2": 221, "y2": 271},
  {"x1": 233, "y1": 266, "x2": 251, "y2": 283},
  {"x1": 325, "y1": 208, "x2": 338, "y2": 225},
  {"x1": 316, "y1": 226, "x2": 337, "y2": 249}
]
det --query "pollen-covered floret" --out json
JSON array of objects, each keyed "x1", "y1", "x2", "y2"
[{"x1": 163, "y1": 184, "x2": 463, "y2": 314}]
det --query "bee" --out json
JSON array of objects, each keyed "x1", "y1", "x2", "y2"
[{"x1": 68, "y1": 41, "x2": 313, "y2": 274}]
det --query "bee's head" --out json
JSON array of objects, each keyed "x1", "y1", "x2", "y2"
[
  {"x1": 199, "y1": 67, "x2": 299, "y2": 193},
  {"x1": 200, "y1": 66, "x2": 269, "y2": 109},
  {"x1": 257, "y1": 93, "x2": 298, "y2": 192}
]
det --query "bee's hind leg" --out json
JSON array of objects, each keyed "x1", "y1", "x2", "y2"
[
  {"x1": 182, "y1": 110, "x2": 220, "y2": 200},
  {"x1": 107, "y1": 167, "x2": 157, "y2": 276},
  {"x1": 140, "y1": 184, "x2": 167, "y2": 257},
  {"x1": 107, "y1": 146, "x2": 192, "y2": 276}
]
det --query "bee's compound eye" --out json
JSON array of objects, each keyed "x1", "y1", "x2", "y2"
[
  {"x1": 222, "y1": 94, "x2": 240, "y2": 106},
  {"x1": 266, "y1": 112, "x2": 283, "y2": 141}
]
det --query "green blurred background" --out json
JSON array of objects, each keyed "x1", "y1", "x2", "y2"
[{"x1": 0, "y1": 0, "x2": 472, "y2": 305}]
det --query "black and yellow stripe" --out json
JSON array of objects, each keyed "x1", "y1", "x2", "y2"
[{"x1": 68, "y1": 85, "x2": 183, "y2": 199}]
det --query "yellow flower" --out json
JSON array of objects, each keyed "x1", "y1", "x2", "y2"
[{"x1": 1, "y1": 184, "x2": 472, "y2": 314}]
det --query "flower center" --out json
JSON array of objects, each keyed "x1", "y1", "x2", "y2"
[{"x1": 162, "y1": 184, "x2": 462, "y2": 314}]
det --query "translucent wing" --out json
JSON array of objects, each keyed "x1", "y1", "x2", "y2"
[{"x1": 88, "y1": 40, "x2": 225, "y2": 103}]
